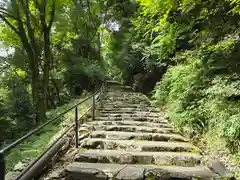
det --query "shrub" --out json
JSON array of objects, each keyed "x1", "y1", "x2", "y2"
[{"x1": 153, "y1": 45, "x2": 240, "y2": 151}]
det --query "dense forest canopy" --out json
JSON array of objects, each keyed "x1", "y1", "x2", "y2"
[{"x1": 0, "y1": 0, "x2": 240, "y2": 173}]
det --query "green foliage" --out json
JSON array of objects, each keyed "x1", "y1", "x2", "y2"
[
  {"x1": 153, "y1": 42, "x2": 240, "y2": 151},
  {"x1": 0, "y1": 0, "x2": 107, "y2": 148},
  {"x1": 130, "y1": 0, "x2": 240, "y2": 157},
  {"x1": 6, "y1": 97, "x2": 88, "y2": 172},
  {"x1": 1, "y1": 0, "x2": 240, "y2": 175}
]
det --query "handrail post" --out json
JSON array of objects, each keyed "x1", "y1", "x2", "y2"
[
  {"x1": 92, "y1": 93, "x2": 95, "y2": 120},
  {"x1": 100, "y1": 85, "x2": 103, "y2": 108},
  {"x1": 105, "y1": 81, "x2": 108, "y2": 93},
  {"x1": 74, "y1": 106, "x2": 78, "y2": 148},
  {"x1": 0, "y1": 151, "x2": 5, "y2": 180}
]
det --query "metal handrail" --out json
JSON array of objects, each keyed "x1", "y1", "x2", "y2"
[
  {"x1": 0, "y1": 83, "x2": 105, "y2": 180},
  {"x1": 0, "y1": 88, "x2": 100, "y2": 154}
]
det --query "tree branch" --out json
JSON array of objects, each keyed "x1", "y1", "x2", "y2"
[
  {"x1": 48, "y1": 0, "x2": 56, "y2": 31},
  {"x1": 0, "y1": 14, "x2": 20, "y2": 35},
  {"x1": 12, "y1": 0, "x2": 34, "y2": 57},
  {"x1": 0, "y1": 6, "x2": 25, "y2": 23},
  {"x1": 19, "y1": 0, "x2": 38, "y2": 54}
]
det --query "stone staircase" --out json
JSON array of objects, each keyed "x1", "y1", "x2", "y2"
[{"x1": 65, "y1": 83, "x2": 227, "y2": 180}]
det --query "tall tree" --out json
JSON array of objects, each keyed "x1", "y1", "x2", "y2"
[{"x1": 0, "y1": 0, "x2": 57, "y2": 124}]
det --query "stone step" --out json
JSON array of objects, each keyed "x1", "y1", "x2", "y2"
[
  {"x1": 94, "y1": 125, "x2": 175, "y2": 134},
  {"x1": 98, "y1": 114, "x2": 160, "y2": 119},
  {"x1": 108, "y1": 85, "x2": 132, "y2": 90},
  {"x1": 103, "y1": 97, "x2": 147, "y2": 100},
  {"x1": 66, "y1": 162, "x2": 220, "y2": 180},
  {"x1": 104, "y1": 97, "x2": 147, "y2": 101},
  {"x1": 94, "y1": 117, "x2": 168, "y2": 123},
  {"x1": 90, "y1": 131, "x2": 187, "y2": 142},
  {"x1": 74, "y1": 149, "x2": 201, "y2": 166},
  {"x1": 99, "y1": 110, "x2": 160, "y2": 115},
  {"x1": 89, "y1": 120, "x2": 172, "y2": 128},
  {"x1": 106, "y1": 92, "x2": 142, "y2": 96},
  {"x1": 80, "y1": 138, "x2": 198, "y2": 152},
  {"x1": 97, "y1": 107, "x2": 160, "y2": 112},
  {"x1": 98, "y1": 109, "x2": 160, "y2": 114},
  {"x1": 103, "y1": 100, "x2": 149, "y2": 104},
  {"x1": 104, "y1": 102, "x2": 149, "y2": 105},
  {"x1": 98, "y1": 112, "x2": 160, "y2": 118},
  {"x1": 102, "y1": 105, "x2": 151, "y2": 109},
  {"x1": 105, "y1": 97, "x2": 144, "y2": 100},
  {"x1": 103, "y1": 104, "x2": 151, "y2": 108}
]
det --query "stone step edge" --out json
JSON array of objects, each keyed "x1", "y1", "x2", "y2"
[
  {"x1": 66, "y1": 162, "x2": 220, "y2": 179},
  {"x1": 94, "y1": 125, "x2": 176, "y2": 134},
  {"x1": 79, "y1": 138, "x2": 199, "y2": 153},
  {"x1": 74, "y1": 149, "x2": 202, "y2": 166},
  {"x1": 76, "y1": 149, "x2": 201, "y2": 157},
  {"x1": 90, "y1": 130, "x2": 188, "y2": 142},
  {"x1": 88, "y1": 120, "x2": 171, "y2": 127}
]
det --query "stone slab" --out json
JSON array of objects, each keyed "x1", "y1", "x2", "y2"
[{"x1": 80, "y1": 138, "x2": 199, "y2": 152}]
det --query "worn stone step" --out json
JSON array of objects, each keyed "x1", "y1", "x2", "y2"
[
  {"x1": 90, "y1": 131, "x2": 187, "y2": 142},
  {"x1": 98, "y1": 110, "x2": 161, "y2": 114},
  {"x1": 103, "y1": 100, "x2": 149, "y2": 104},
  {"x1": 80, "y1": 138, "x2": 198, "y2": 152},
  {"x1": 97, "y1": 107, "x2": 160, "y2": 113},
  {"x1": 104, "y1": 97, "x2": 145, "y2": 100},
  {"x1": 74, "y1": 149, "x2": 201, "y2": 166},
  {"x1": 99, "y1": 110, "x2": 160, "y2": 114},
  {"x1": 103, "y1": 97, "x2": 147, "y2": 100},
  {"x1": 103, "y1": 104, "x2": 151, "y2": 108},
  {"x1": 102, "y1": 105, "x2": 151, "y2": 109},
  {"x1": 66, "y1": 162, "x2": 220, "y2": 180},
  {"x1": 98, "y1": 114, "x2": 160, "y2": 119},
  {"x1": 102, "y1": 98, "x2": 147, "y2": 104},
  {"x1": 103, "y1": 101, "x2": 147, "y2": 104},
  {"x1": 94, "y1": 125, "x2": 174, "y2": 134},
  {"x1": 106, "y1": 92, "x2": 142, "y2": 95},
  {"x1": 89, "y1": 120, "x2": 172, "y2": 128},
  {"x1": 108, "y1": 85, "x2": 132, "y2": 90},
  {"x1": 94, "y1": 117, "x2": 168, "y2": 123},
  {"x1": 98, "y1": 113, "x2": 160, "y2": 119}
]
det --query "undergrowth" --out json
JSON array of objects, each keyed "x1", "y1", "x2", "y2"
[
  {"x1": 5, "y1": 95, "x2": 89, "y2": 172},
  {"x1": 152, "y1": 39, "x2": 240, "y2": 177}
]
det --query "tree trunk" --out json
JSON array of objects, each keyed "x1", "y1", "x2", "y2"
[
  {"x1": 97, "y1": 32, "x2": 101, "y2": 60},
  {"x1": 42, "y1": 31, "x2": 51, "y2": 113},
  {"x1": 30, "y1": 55, "x2": 46, "y2": 125},
  {"x1": 51, "y1": 76, "x2": 61, "y2": 103}
]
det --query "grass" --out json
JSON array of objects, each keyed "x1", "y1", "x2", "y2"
[{"x1": 5, "y1": 95, "x2": 90, "y2": 172}]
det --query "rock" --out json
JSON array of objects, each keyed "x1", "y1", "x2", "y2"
[
  {"x1": 119, "y1": 153, "x2": 133, "y2": 164},
  {"x1": 81, "y1": 124, "x2": 91, "y2": 128},
  {"x1": 134, "y1": 155, "x2": 153, "y2": 164},
  {"x1": 75, "y1": 153, "x2": 98, "y2": 163},
  {"x1": 5, "y1": 171, "x2": 21, "y2": 180},
  {"x1": 79, "y1": 127, "x2": 89, "y2": 134},
  {"x1": 66, "y1": 162, "x2": 124, "y2": 180},
  {"x1": 13, "y1": 161, "x2": 25, "y2": 171},
  {"x1": 114, "y1": 165, "x2": 144, "y2": 180},
  {"x1": 208, "y1": 159, "x2": 234, "y2": 178},
  {"x1": 66, "y1": 168, "x2": 107, "y2": 180},
  {"x1": 144, "y1": 165, "x2": 220, "y2": 179},
  {"x1": 80, "y1": 139, "x2": 104, "y2": 149},
  {"x1": 144, "y1": 169, "x2": 172, "y2": 180},
  {"x1": 45, "y1": 169, "x2": 65, "y2": 180}
]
